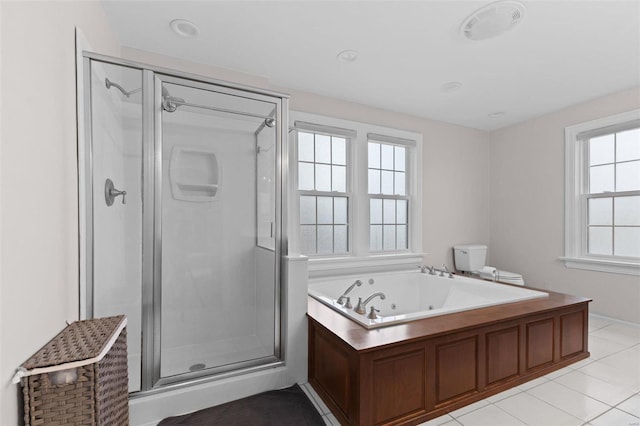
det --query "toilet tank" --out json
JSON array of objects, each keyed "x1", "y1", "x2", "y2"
[{"x1": 453, "y1": 244, "x2": 487, "y2": 273}]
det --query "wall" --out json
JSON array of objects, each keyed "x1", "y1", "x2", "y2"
[
  {"x1": 0, "y1": 2, "x2": 121, "y2": 424},
  {"x1": 489, "y1": 87, "x2": 640, "y2": 323}
]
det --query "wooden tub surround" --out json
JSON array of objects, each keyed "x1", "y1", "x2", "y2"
[{"x1": 307, "y1": 287, "x2": 591, "y2": 426}]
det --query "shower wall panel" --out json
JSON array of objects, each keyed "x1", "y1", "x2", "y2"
[{"x1": 160, "y1": 119, "x2": 272, "y2": 378}]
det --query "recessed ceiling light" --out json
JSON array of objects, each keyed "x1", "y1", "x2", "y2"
[
  {"x1": 488, "y1": 111, "x2": 506, "y2": 118},
  {"x1": 460, "y1": 1, "x2": 525, "y2": 41},
  {"x1": 170, "y1": 19, "x2": 200, "y2": 38},
  {"x1": 440, "y1": 82, "x2": 463, "y2": 93},
  {"x1": 337, "y1": 50, "x2": 359, "y2": 63}
]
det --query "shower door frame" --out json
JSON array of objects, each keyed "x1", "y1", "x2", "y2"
[{"x1": 79, "y1": 51, "x2": 289, "y2": 395}]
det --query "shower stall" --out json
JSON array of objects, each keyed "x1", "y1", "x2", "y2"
[{"x1": 79, "y1": 53, "x2": 287, "y2": 393}]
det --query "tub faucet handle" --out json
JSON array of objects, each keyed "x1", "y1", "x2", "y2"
[
  {"x1": 354, "y1": 297, "x2": 364, "y2": 314},
  {"x1": 344, "y1": 297, "x2": 352, "y2": 309},
  {"x1": 367, "y1": 306, "x2": 380, "y2": 320},
  {"x1": 442, "y1": 264, "x2": 454, "y2": 278}
]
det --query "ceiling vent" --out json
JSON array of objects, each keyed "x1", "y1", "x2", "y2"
[{"x1": 460, "y1": 1, "x2": 525, "y2": 41}]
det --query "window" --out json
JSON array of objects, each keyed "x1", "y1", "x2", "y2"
[
  {"x1": 297, "y1": 130, "x2": 350, "y2": 255},
  {"x1": 290, "y1": 112, "x2": 423, "y2": 270},
  {"x1": 564, "y1": 109, "x2": 640, "y2": 275},
  {"x1": 368, "y1": 139, "x2": 409, "y2": 251}
]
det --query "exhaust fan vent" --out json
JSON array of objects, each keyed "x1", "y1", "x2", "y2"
[{"x1": 460, "y1": 1, "x2": 525, "y2": 41}]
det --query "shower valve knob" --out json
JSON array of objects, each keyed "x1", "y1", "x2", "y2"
[
  {"x1": 105, "y1": 178, "x2": 127, "y2": 206},
  {"x1": 115, "y1": 190, "x2": 127, "y2": 204}
]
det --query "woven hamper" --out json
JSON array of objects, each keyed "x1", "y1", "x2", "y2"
[{"x1": 14, "y1": 315, "x2": 129, "y2": 426}]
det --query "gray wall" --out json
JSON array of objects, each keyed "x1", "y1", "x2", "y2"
[
  {"x1": 489, "y1": 87, "x2": 640, "y2": 323},
  {"x1": 0, "y1": 2, "x2": 121, "y2": 424}
]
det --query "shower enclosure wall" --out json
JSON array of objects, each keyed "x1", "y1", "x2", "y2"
[{"x1": 80, "y1": 53, "x2": 287, "y2": 393}]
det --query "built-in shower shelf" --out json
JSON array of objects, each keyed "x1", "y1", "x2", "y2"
[
  {"x1": 176, "y1": 183, "x2": 218, "y2": 197},
  {"x1": 170, "y1": 146, "x2": 220, "y2": 202}
]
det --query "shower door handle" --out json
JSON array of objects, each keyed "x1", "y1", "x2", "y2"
[{"x1": 105, "y1": 178, "x2": 127, "y2": 206}]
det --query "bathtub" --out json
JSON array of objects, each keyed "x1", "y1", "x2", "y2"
[{"x1": 308, "y1": 270, "x2": 548, "y2": 329}]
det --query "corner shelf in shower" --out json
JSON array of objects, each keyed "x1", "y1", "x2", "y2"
[{"x1": 169, "y1": 146, "x2": 220, "y2": 202}]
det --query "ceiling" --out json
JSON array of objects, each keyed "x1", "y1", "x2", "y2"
[{"x1": 101, "y1": 0, "x2": 640, "y2": 131}]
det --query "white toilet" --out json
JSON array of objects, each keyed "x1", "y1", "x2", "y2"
[{"x1": 453, "y1": 244, "x2": 525, "y2": 286}]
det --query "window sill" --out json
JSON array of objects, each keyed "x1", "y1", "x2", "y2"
[
  {"x1": 559, "y1": 256, "x2": 640, "y2": 276},
  {"x1": 308, "y1": 253, "x2": 425, "y2": 278}
]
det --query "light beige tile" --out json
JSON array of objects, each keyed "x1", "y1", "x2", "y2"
[
  {"x1": 579, "y1": 360, "x2": 640, "y2": 392},
  {"x1": 554, "y1": 369, "x2": 636, "y2": 406},
  {"x1": 590, "y1": 408, "x2": 640, "y2": 426},
  {"x1": 568, "y1": 357, "x2": 595, "y2": 370},
  {"x1": 486, "y1": 387, "x2": 521, "y2": 403},
  {"x1": 598, "y1": 346, "x2": 640, "y2": 378},
  {"x1": 417, "y1": 413, "x2": 456, "y2": 425},
  {"x1": 495, "y1": 392, "x2": 583, "y2": 426},
  {"x1": 545, "y1": 366, "x2": 573, "y2": 380},
  {"x1": 526, "y1": 381, "x2": 610, "y2": 422},
  {"x1": 587, "y1": 335, "x2": 630, "y2": 360},
  {"x1": 448, "y1": 399, "x2": 489, "y2": 418},
  {"x1": 590, "y1": 323, "x2": 640, "y2": 348},
  {"x1": 617, "y1": 394, "x2": 640, "y2": 418},
  {"x1": 517, "y1": 375, "x2": 549, "y2": 391},
  {"x1": 588, "y1": 316, "x2": 613, "y2": 332},
  {"x1": 457, "y1": 405, "x2": 526, "y2": 426}
]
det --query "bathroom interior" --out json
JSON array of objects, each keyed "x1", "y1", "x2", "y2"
[{"x1": 0, "y1": 1, "x2": 639, "y2": 425}]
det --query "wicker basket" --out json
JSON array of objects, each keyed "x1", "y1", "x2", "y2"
[{"x1": 14, "y1": 315, "x2": 129, "y2": 426}]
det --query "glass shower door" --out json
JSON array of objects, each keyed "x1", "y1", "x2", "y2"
[
  {"x1": 156, "y1": 77, "x2": 281, "y2": 382},
  {"x1": 86, "y1": 60, "x2": 143, "y2": 392}
]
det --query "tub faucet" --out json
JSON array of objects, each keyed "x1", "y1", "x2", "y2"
[
  {"x1": 354, "y1": 292, "x2": 386, "y2": 314},
  {"x1": 442, "y1": 264, "x2": 454, "y2": 279},
  {"x1": 419, "y1": 265, "x2": 435, "y2": 274},
  {"x1": 337, "y1": 280, "x2": 362, "y2": 305},
  {"x1": 367, "y1": 306, "x2": 380, "y2": 320}
]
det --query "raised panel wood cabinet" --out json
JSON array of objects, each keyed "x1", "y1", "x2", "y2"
[{"x1": 308, "y1": 289, "x2": 590, "y2": 426}]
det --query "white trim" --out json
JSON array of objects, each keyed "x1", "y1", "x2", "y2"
[
  {"x1": 294, "y1": 121, "x2": 357, "y2": 138},
  {"x1": 564, "y1": 109, "x2": 640, "y2": 276},
  {"x1": 367, "y1": 132, "x2": 417, "y2": 147},
  {"x1": 559, "y1": 256, "x2": 640, "y2": 276},
  {"x1": 308, "y1": 253, "x2": 425, "y2": 278}
]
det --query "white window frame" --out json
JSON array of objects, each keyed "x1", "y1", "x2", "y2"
[
  {"x1": 296, "y1": 124, "x2": 353, "y2": 256},
  {"x1": 563, "y1": 108, "x2": 640, "y2": 276},
  {"x1": 367, "y1": 134, "x2": 414, "y2": 253},
  {"x1": 289, "y1": 111, "x2": 423, "y2": 275}
]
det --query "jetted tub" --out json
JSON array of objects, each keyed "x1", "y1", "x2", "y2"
[{"x1": 308, "y1": 270, "x2": 548, "y2": 329}]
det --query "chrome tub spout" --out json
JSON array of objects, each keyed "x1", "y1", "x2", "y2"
[{"x1": 354, "y1": 292, "x2": 386, "y2": 314}]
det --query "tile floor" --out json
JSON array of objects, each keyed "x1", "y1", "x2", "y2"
[{"x1": 301, "y1": 314, "x2": 640, "y2": 426}]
